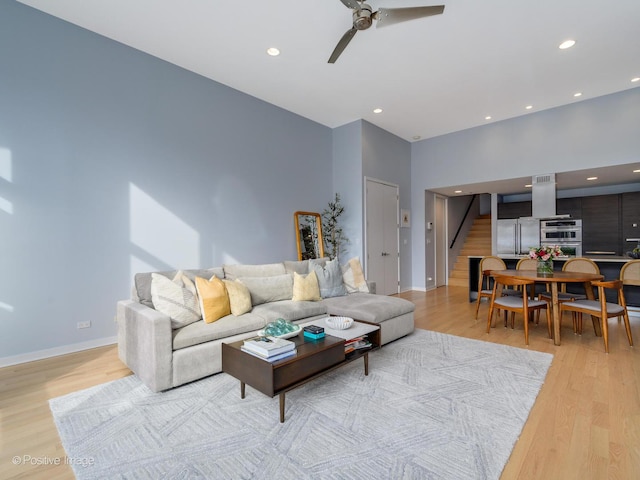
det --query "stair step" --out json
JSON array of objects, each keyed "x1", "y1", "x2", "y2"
[
  {"x1": 448, "y1": 278, "x2": 468, "y2": 287},
  {"x1": 448, "y1": 214, "x2": 492, "y2": 286}
]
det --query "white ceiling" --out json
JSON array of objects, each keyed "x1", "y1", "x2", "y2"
[{"x1": 17, "y1": 0, "x2": 640, "y2": 194}]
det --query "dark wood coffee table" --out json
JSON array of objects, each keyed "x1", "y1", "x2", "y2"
[{"x1": 222, "y1": 321, "x2": 380, "y2": 422}]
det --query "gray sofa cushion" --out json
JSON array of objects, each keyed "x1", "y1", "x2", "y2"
[
  {"x1": 223, "y1": 263, "x2": 286, "y2": 280},
  {"x1": 320, "y1": 293, "x2": 415, "y2": 324},
  {"x1": 238, "y1": 274, "x2": 293, "y2": 306},
  {"x1": 134, "y1": 268, "x2": 224, "y2": 308},
  {"x1": 172, "y1": 312, "x2": 266, "y2": 351},
  {"x1": 284, "y1": 260, "x2": 309, "y2": 275},
  {"x1": 252, "y1": 300, "x2": 328, "y2": 324}
]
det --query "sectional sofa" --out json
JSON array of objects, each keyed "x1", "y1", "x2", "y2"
[{"x1": 116, "y1": 259, "x2": 415, "y2": 392}]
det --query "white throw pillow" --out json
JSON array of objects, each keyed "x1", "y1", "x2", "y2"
[
  {"x1": 151, "y1": 271, "x2": 201, "y2": 329},
  {"x1": 342, "y1": 257, "x2": 369, "y2": 293}
]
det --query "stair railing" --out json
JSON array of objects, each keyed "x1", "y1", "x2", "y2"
[{"x1": 449, "y1": 194, "x2": 478, "y2": 249}]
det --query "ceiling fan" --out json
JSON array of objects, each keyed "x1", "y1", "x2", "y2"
[{"x1": 328, "y1": 0, "x2": 445, "y2": 63}]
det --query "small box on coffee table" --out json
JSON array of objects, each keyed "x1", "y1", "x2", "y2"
[{"x1": 303, "y1": 325, "x2": 325, "y2": 340}]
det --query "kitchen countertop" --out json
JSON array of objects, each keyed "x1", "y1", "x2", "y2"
[{"x1": 469, "y1": 255, "x2": 635, "y2": 263}]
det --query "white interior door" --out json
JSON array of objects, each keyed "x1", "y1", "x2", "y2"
[
  {"x1": 435, "y1": 194, "x2": 447, "y2": 287},
  {"x1": 365, "y1": 179, "x2": 399, "y2": 295}
]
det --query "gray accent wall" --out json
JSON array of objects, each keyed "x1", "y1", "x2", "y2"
[
  {"x1": 332, "y1": 121, "x2": 413, "y2": 291},
  {"x1": 332, "y1": 120, "x2": 364, "y2": 264},
  {"x1": 411, "y1": 87, "x2": 640, "y2": 290},
  {"x1": 362, "y1": 122, "x2": 412, "y2": 292},
  {"x1": 0, "y1": 2, "x2": 332, "y2": 360}
]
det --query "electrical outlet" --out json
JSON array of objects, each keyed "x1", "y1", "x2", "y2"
[{"x1": 77, "y1": 321, "x2": 91, "y2": 329}]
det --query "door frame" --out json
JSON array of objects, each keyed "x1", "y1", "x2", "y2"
[
  {"x1": 434, "y1": 194, "x2": 448, "y2": 287},
  {"x1": 364, "y1": 177, "x2": 400, "y2": 294}
]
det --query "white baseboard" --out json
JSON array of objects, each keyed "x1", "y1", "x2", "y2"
[
  {"x1": 409, "y1": 287, "x2": 428, "y2": 292},
  {"x1": 0, "y1": 336, "x2": 118, "y2": 368}
]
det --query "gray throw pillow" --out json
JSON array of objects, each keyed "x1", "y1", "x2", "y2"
[{"x1": 312, "y1": 259, "x2": 347, "y2": 298}]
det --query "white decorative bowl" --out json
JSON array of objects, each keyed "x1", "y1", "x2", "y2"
[{"x1": 326, "y1": 316, "x2": 354, "y2": 330}]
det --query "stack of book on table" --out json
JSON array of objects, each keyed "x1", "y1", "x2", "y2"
[
  {"x1": 241, "y1": 336, "x2": 296, "y2": 362},
  {"x1": 344, "y1": 335, "x2": 372, "y2": 355}
]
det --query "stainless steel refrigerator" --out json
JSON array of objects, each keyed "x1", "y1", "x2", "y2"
[{"x1": 496, "y1": 218, "x2": 540, "y2": 255}]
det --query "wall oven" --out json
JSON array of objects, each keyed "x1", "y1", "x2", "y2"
[{"x1": 540, "y1": 219, "x2": 582, "y2": 257}]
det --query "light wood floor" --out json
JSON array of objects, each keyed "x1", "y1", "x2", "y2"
[{"x1": 1, "y1": 286, "x2": 639, "y2": 479}]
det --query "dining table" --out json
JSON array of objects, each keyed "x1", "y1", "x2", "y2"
[{"x1": 490, "y1": 269, "x2": 604, "y2": 345}]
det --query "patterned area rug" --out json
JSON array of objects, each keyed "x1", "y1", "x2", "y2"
[{"x1": 49, "y1": 329, "x2": 553, "y2": 479}]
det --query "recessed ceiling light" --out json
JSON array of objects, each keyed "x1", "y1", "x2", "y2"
[
  {"x1": 559, "y1": 39, "x2": 576, "y2": 49},
  {"x1": 574, "y1": 92, "x2": 582, "y2": 97},
  {"x1": 454, "y1": 190, "x2": 462, "y2": 194},
  {"x1": 266, "y1": 47, "x2": 280, "y2": 56},
  {"x1": 412, "y1": 135, "x2": 422, "y2": 140},
  {"x1": 632, "y1": 77, "x2": 640, "y2": 83},
  {"x1": 587, "y1": 176, "x2": 598, "y2": 181},
  {"x1": 634, "y1": 169, "x2": 640, "y2": 173},
  {"x1": 525, "y1": 184, "x2": 532, "y2": 188},
  {"x1": 485, "y1": 116, "x2": 492, "y2": 120},
  {"x1": 525, "y1": 105, "x2": 533, "y2": 110},
  {"x1": 373, "y1": 108, "x2": 383, "y2": 114}
]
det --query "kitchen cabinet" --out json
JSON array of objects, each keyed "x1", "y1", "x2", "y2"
[
  {"x1": 581, "y1": 195, "x2": 622, "y2": 256},
  {"x1": 622, "y1": 191, "x2": 640, "y2": 254},
  {"x1": 496, "y1": 192, "x2": 638, "y2": 255},
  {"x1": 497, "y1": 201, "x2": 531, "y2": 219},
  {"x1": 556, "y1": 197, "x2": 582, "y2": 218}
]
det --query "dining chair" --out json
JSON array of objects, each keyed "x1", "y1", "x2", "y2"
[
  {"x1": 515, "y1": 257, "x2": 538, "y2": 271},
  {"x1": 486, "y1": 275, "x2": 550, "y2": 345},
  {"x1": 538, "y1": 257, "x2": 601, "y2": 333},
  {"x1": 560, "y1": 280, "x2": 633, "y2": 353},
  {"x1": 474, "y1": 256, "x2": 508, "y2": 319},
  {"x1": 620, "y1": 259, "x2": 640, "y2": 287},
  {"x1": 515, "y1": 256, "x2": 540, "y2": 321}
]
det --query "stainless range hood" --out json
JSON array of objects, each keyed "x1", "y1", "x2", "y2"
[{"x1": 531, "y1": 173, "x2": 568, "y2": 219}]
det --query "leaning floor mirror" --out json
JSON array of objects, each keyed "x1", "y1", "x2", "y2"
[{"x1": 294, "y1": 211, "x2": 324, "y2": 260}]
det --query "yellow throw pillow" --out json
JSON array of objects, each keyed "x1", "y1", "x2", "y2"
[
  {"x1": 195, "y1": 275, "x2": 231, "y2": 323},
  {"x1": 222, "y1": 279, "x2": 252, "y2": 316},
  {"x1": 292, "y1": 271, "x2": 321, "y2": 302}
]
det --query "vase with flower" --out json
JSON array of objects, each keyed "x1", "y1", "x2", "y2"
[{"x1": 529, "y1": 245, "x2": 563, "y2": 276}]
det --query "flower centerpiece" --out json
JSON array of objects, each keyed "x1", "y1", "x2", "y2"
[{"x1": 529, "y1": 245, "x2": 563, "y2": 275}]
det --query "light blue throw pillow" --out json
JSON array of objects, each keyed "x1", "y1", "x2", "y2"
[{"x1": 312, "y1": 259, "x2": 347, "y2": 298}]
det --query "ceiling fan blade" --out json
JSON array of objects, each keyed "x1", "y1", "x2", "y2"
[
  {"x1": 375, "y1": 5, "x2": 445, "y2": 28},
  {"x1": 339, "y1": 0, "x2": 361, "y2": 9},
  {"x1": 328, "y1": 27, "x2": 358, "y2": 63}
]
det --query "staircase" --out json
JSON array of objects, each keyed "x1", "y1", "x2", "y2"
[{"x1": 448, "y1": 215, "x2": 492, "y2": 287}]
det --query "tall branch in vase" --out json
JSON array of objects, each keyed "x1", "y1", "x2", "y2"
[{"x1": 322, "y1": 193, "x2": 349, "y2": 261}]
